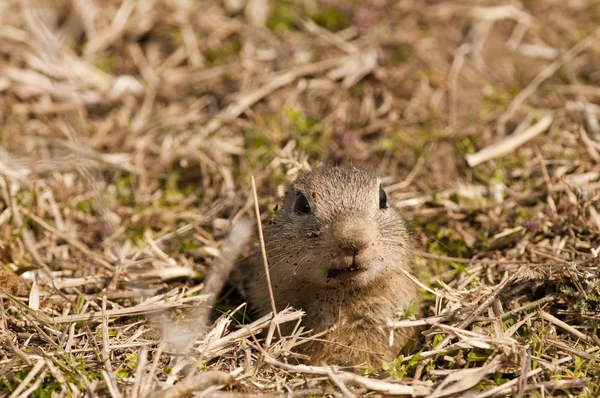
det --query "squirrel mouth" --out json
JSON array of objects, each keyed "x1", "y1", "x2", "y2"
[{"x1": 327, "y1": 256, "x2": 366, "y2": 279}]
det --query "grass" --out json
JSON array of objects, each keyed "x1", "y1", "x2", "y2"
[{"x1": 0, "y1": 0, "x2": 600, "y2": 396}]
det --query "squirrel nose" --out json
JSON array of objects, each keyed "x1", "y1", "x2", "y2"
[
  {"x1": 338, "y1": 239, "x2": 368, "y2": 256},
  {"x1": 333, "y1": 216, "x2": 376, "y2": 256}
]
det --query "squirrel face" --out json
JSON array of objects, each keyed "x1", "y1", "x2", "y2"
[
  {"x1": 245, "y1": 166, "x2": 421, "y2": 365},
  {"x1": 266, "y1": 166, "x2": 411, "y2": 289}
]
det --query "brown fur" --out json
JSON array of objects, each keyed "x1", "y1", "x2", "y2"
[{"x1": 242, "y1": 165, "x2": 421, "y2": 366}]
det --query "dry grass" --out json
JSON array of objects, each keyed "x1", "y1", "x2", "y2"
[{"x1": 1, "y1": 0, "x2": 600, "y2": 396}]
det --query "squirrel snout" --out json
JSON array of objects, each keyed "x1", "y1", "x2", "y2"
[
  {"x1": 334, "y1": 221, "x2": 376, "y2": 256},
  {"x1": 338, "y1": 238, "x2": 368, "y2": 256}
]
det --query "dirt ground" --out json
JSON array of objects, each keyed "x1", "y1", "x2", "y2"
[{"x1": 1, "y1": 0, "x2": 600, "y2": 396}]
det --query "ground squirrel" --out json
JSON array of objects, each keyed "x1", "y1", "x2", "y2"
[{"x1": 242, "y1": 165, "x2": 421, "y2": 366}]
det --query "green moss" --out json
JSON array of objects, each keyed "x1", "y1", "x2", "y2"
[
  {"x1": 245, "y1": 108, "x2": 328, "y2": 163},
  {"x1": 499, "y1": 152, "x2": 531, "y2": 170},
  {"x1": 76, "y1": 199, "x2": 92, "y2": 213},
  {"x1": 124, "y1": 221, "x2": 147, "y2": 243},
  {"x1": 426, "y1": 225, "x2": 470, "y2": 258},
  {"x1": 246, "y1": 128, "x2": 270, "y2": 150},
  {"x1": 410, "y1": 215, "x2": 423, "y2": 229},
  {"x1": 311, "y1": 7, "x2": 351, "y2": 32},
  {"x1": 513, "y1": 207, "x2": 533, "y2": 223},
  {"x1": 413, "y1": 128, "x2": 442, "y2": 156},
  {"x1": 115, "y1": 172, "x2": 135, "y2": 206},
  {"x1": 379, "y1": 138, "x2": 396, "y2": 151},
  {"x1": 393, "y1": 43, "x2": 412, "y2": 64},
  {"x1": 244, "y1": 126, "x2": 277, "y2": 170},
  {"x1": 491, "y1": 168, "x2": 506, "y2": 183},
  {"x1": 164, "y1": 173, "x2": 185, "y2": 205},
  {"x1": 287, "y1": 108, "x2": 329, "y2": 156},
  {"x1": 169, "y1": 27, "x2": 184, "y2": 47},
  {"x1": 266, "y1": 1, "x2": 297, "y2": 34},
  {"x1": 94, "y1": 57, "x2": 114, "y2": 74},
  {"x1": 168, "y1": 234, "x2": 197, "y2": 255},
  {"x1": 480, "y1": 84, "x2": 517, "y2": 116},
  {"x1": 204, "y1": 39, "x2": 242, "y2": 65},
  {"x1": 379, "y1": 132, "x2": 412, "y2": 159},
  {"x1": 454, "y1": 136, "x2": 477, "y2": 156}
]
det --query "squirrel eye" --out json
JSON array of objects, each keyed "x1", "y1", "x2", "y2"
[
  {"x1": 379, "y1": 185, "x2": 388, "y2": 209},
  {"x1": 294, "y1": 192, "x2": 311, "y2": 214}
]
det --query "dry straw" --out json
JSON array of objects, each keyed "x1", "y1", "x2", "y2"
[{"x1": 0, "y1": 0, "x2": 599, "y2": 396}]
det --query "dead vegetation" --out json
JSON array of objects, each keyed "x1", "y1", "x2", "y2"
[{"x1": 0, "y1": 0, "x2": 599, "y2": 396}]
